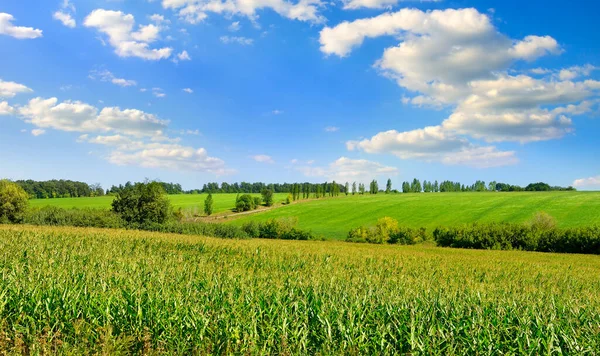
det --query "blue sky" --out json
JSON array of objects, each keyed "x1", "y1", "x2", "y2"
[{"x1": 0, "y1": 0, "x2": 599, "y2": 190}]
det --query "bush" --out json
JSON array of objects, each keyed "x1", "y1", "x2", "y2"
[
  {"x1": 241, "y1": 221, "x2": 260, "y2": 238},
  {"x1": 236, "y1": 194, "x2": 256, "y2": 212},
  {"x1": 0, "y1": 180, "x2": 29, "y2": 223},
  {"x1": 23, "y1": 206, "x2": 125, "y2": 229},
  {"x1": 433, "y1": 221, "x2": 600, "y2": 255},
  {"x1": 112, "y1": 181, "x2": 172, "y2": 224},
  {"x1": 204, "y1": 193, "x2": 214, "y2": 216},
  {"x1": 253, "y1": 197, "x2": 262, "y2": 208},
  {"x1": 261, "y1": 189, "x2": 274, "y2": 207}
]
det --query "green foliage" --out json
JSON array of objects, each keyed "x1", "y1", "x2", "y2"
[
  {"x1": 204, "y1": 193, "x2": 214, "y2": 216},
  {"x1": 347, "y1": 217, "x2": 419, "y2": 245},
  {"x1": 261, "y1": 189, "x2": 274, "y2": 207},
  {"x1": 0, "y1": 180, "x2": 29, "y2": 223},
  {"x1": 111, "y1": 181, "x2": 172, "y2": 224},
  {"x1": 24, "y1": 206, "x2": 126, "y2": 228},
  {"x1": 236, "y1": 194, "x2": 257, "y2": 212},
  {"x1": 433, "y1": 218, "x2": 600, "y2": 254},
  {"x1": 285, "y1": 193, "x2": 292, "y2": 205},
  {"x1": 241, "y1": 217, "x2": 315, "y2": 240}
]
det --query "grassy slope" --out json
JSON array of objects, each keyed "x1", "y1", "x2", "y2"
[
  {"x1": 29, "y1": 193, "x2": 289, "y2": 214},
  {"x1": 229, "y1": 192, "x2": 600, "y2": 239},
  {"x1": 1, "y1": 225, "x2": 599, "y2": 354}
]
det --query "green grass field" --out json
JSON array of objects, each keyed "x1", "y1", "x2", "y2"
[
  {"x1": 1, "y1": 225, "x2": 599, "y2": 354},
  {"x1": 29, "y1": 193, "x2": 289, "y2": 214},
  {"x1": 229, "y1": 192, "x2": 600, "y2": 239}
]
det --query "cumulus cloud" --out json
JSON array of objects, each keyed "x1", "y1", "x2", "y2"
[
  {"x1": 84, "y1": 9, "x2": 172, "y2": 60},
  {"x1": 220, "y1": 35, "x2": 253, "y2": 45},
  {"x1": 324, "y1": 126, "x2": 339, "y2": 132},
  {"x1": 0, "y1": 101, "x2": 15, "y2": 115},
  {"x1": 161, "y1": 0, "x2": 325, "y2": 25},
  {"x1": 12, "y1": 93, "x2": 229, "y2": 174},
  {"x1": 321, "y1": 7, "x2": 599, "y2": 162},
  {"x1": 18, "y1": 97, "x2": 169, "y2": 136},
  {"x1": 347, "y1": 126, "x2": 518, "y2": 168},
  {"x1": 296, "y1": 157, "x2": 398, "y2": 183},
  {"x1": 573, "y1": 176, "x2": 600, "y2": 188},
  {"x1": 183, "y1": 88, "x2": 193, "y2": 93},
  {"x1": 0, "y1": 79, "x2": 33, "y2": 98},
  {"x1": 252, "y1": 154, "x2": 275, "y2": 164},
  {"x1": 79, "y1": 134, "x2": 230, "y2": 174},
  {"x1": 89, "y1": 69, "x2": 137, "y2": 87},
  {"x1": 0, "y1": 13, "x2": 43, "y2": 39},
  {"x1": 53, "y1": 11, "x2": 76, "y2": 28},
  {"x1": 177, "y1": 50, "x2": 191, "y2": 61}
]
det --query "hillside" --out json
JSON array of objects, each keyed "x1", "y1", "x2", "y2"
[{"x1": 228, "y1": 192, "x2": 600, "y2": 239}]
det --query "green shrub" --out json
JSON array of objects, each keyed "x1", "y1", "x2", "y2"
[
  {"x1": 236, "y1": 194, "x2": 256, "y2": 212},
  {"x1": 261, "y1": 189, "x2": 274, "y2": 207},
  {"x1": 433, "y1": 222, "x2": 600, "y2": 254},
  {"x1": 253, "y1": 197, "x2": 262, "y2": 209},
  {"x1": 204, "y1": 193, "x2": 214, "y2": 216},
  {"x1": 24, "y1": 206, "x2": 125, "y2": 229},
  {"x1": 0, "y1": 180, "x2": 29, "y2": 223},
  {"x1": 241, "y1": 221, "x2": 260, "y2": 238},
  {"x1": 111, "y1": 181, "x2": 172, "y2": 224}
]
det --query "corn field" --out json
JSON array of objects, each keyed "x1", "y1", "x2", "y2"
[{"x1": 1, "y1": 225, "x2": 599, "y2": 354}]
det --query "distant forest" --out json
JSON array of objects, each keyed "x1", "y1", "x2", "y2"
[{"x1": 14, "y1": 178, "x2": 575, "y2": 199}]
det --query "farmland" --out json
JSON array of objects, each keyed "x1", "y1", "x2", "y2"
[
  {"x1": 230, "y1": 191, "x2": 600, "y2": 239},
  {"x1": 29, "y1": 193, "x2": 289, "y2": 214},
  {"x1": 1, "y1": 224, "x2": 599, "y2": 354},
  {"x1": 28, "y1": 192, "x2": 600, "y2": 240}
]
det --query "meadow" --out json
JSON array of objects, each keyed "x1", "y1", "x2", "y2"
[
  {"x1": 230, "y1": 191, "x2": 600, "y2": 239},
  {"x1": 1, "y1": 224, "x2": 599, "y2": 354},
  {"x1": 28, "y1": 191, "x2": 600, "y2": 240},
  {"x1": 29, "y1": 193, "x2": 289, "y2": 214}
]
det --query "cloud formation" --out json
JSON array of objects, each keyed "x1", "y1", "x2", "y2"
[
  {"x1": 252, "y1": 154, "x2": 275, "y2": 164},
  {"x1": 297, "y1": 157, "x2": 398, "y2": 183},
  {"x1": 84, "y1": 9, "x2": 172, "y2": 60},
  {"x1": 161, "y1": 0, "x2": 325, "y2": 25},
  {"x1": 0, "y1": 13, "x2": 43, "y2": 39},
  {"x1": 321, "y1": 8, "x2": 599, "y2": 165},
  {"x1": 89, "y1": 69, "x2": 137, "y2": 87},
  {"x1": 0, "y1": 79, "x2": 33, "y2": 98}
]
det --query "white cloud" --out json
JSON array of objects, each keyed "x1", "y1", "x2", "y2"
[
  {"x1": 0, "y1": 79, "x2": 33, "y2": 98},
  {"x1": 220, "y1": 35, "x2": 253, "y2": 45},
  {"x1": 558, "y1": 64, "x2": 597, "y2": 81},
  {"x1": 18, "y1": 97, "x2": 169, "y2": 137},
  {"x1": 89, "y1": 69, "x2": 137, "y2": 87},
  {"x1": 321, "y1": 8, "x2": 599, "y2": 148},
  {"x1": 0, "y1": 13, "x2": 43, "y2": 39},
  {"x1": 347, "y1": 126, "x2": 518, "y2": 168},
  {"x1": 79, "y1": 134, "x2": 230, "y2": 174},
  {"x1": 272, "y1": 109, "x2": 283, "y2": 115},
  {"x1": 53, "y1": 11, "x2": 76, "y2": 28},
  {"x1": 13, "y1": 93, "x2": 229, "y2": 174},
  {"x1": 84, "y1": 9, "x2": 172, "y2": 60},
  {"x1": 149, "y1": 14, "x2": 170, "y2": 24},
  {"x1": 573, "y1": 176, "x2": 600, "y2": 188},
  {"x1": 297, "y1": 157, "x2": 398, "y2": 183},
  {"x1": 152, "y1": 88, "x2": 166, "y2": 98},
  {"x1": 0, "y1": 101, "x2": 14, "y2": 115},
  {"x1": 183, "y1": 88, "x2": 193, "y2": 93},
  {"x1": 252, "y1": 154, "x2": 275, "y2": 164},
  {"x1": 324, "y1": 126, "x2": 339, "y2": 132},
  {"x1": 177, "y1": 50, "x2": 191, "y2": 61},
  {"x1": 342, "y1": 0, "x2": 441, "y2": 10},
  {"x1": 161, "y1": 0, "x2": 325, "y2": 25},
  {"x1": 228, "y1": 21, "x2": 241, "y2": 32}
]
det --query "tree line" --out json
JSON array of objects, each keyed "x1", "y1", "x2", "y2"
[{"x1": 12, "y1": 178, "x2": 576, "y2": 200}]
